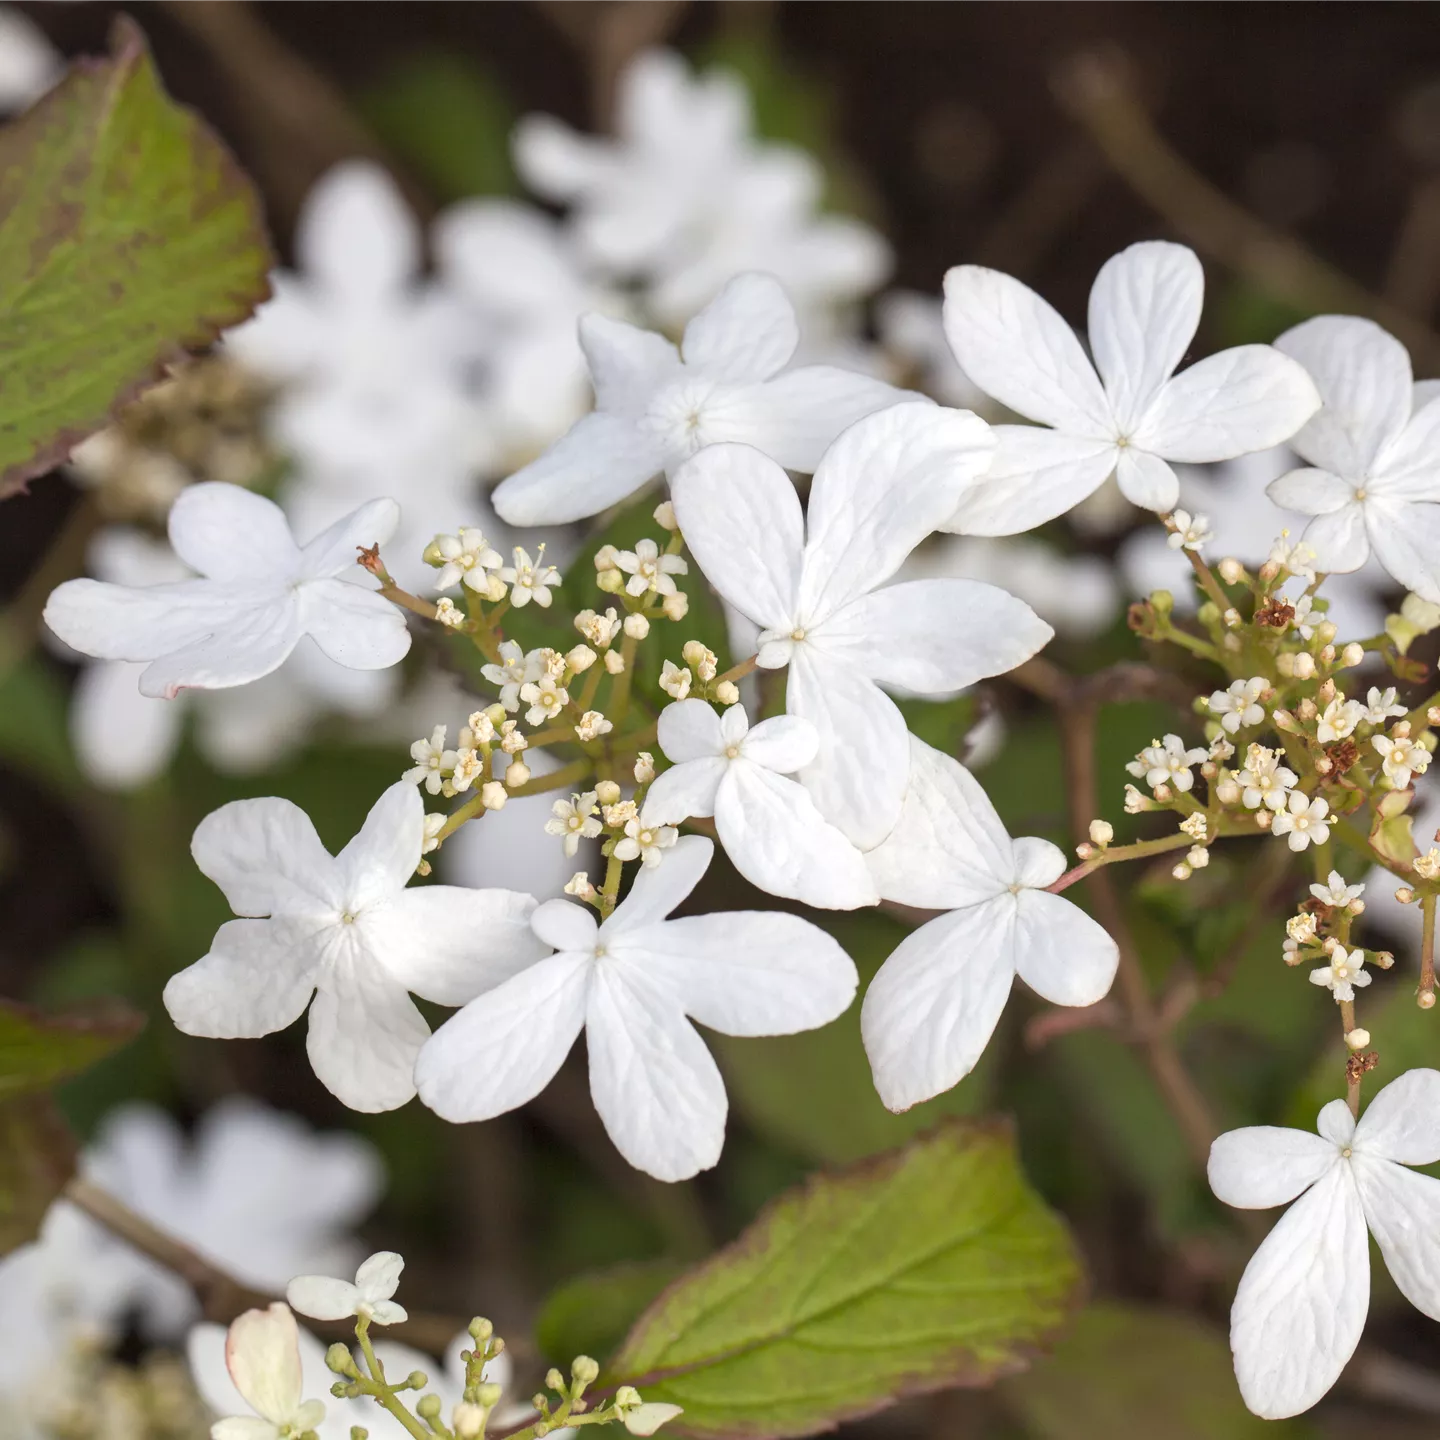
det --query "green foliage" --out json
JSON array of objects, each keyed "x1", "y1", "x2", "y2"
[
  {"x1": 536, "y1": 1259, "x2": 683, "y2": 1368},
  {"x1": 607, "y1": 1120, "x2": 1083, "y2": 1438},
  {"x1": 0, "y1": 1096, "x2": 77, "y2": 1251},
  {"x1": 0, "y1": 18, "x2": 273, "y2": 497},
  {"x1": 0, "y1": 997, "x2": 143, "y2": 1101},
  {"x1": 0, "y1": 655, "x2": 78, "y2": 796}
]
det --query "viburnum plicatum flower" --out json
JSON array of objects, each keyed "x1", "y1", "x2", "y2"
[
  {"x1": 1311, "y1": 871, "x2": 1365, "y2": 908},
  {"x1": 287, "y1": 1251, "x2": 407, "y2": 1327},
  {"x1": 416, "y1": 836, "x2": 857, "y2": 1180},
  {"x1": 403, "y1": 726, "x2": 457, "y2": 795},
  {"x1": 1271, "y1": 791, "x2": 1331, "y2": 851},
  {"x1": 546, "y1": 793, "x2": 603, "y2": 856},
  {"x1": 521, "y1": 675, "x2": 568, "y2": 726},
  {"x1": 1315, "y1": 697, "x2": 1364, "y2": 744},
  {"x1": 499, "y1": 545, "x2": 560, "y2": 608},
  {"x1": 1267, "y1": 316, "x2": 1440, "y2": 602},
  {"x1": 614, "y1": 816, "x2": 678, "y2": 868},
  {"x1": 431, "y1": 529, "x2": 504, "y2": 594},
  {"x1": 673, "y1": 402, "x2": 1050, "y2": 848},
  {"x1": 1208, "y1": 1070, "x2": 1440, "y2": 1419},
  {"x1": 1126, "y1": 734, "x2": 1207, "y2": 794},
  {"x1": 481, "y1": 640, "x2": 534, "y2": 712},
  {"x1": 613, "y1": 1387, "x2": 685, "y2": 1437},
  {"x1": 44, "y1": 484, "x2": 410, "y2": 698},
  {"x1": 1373, "y1": 731, "x2": 1431, "y2": 788},
  {"x1": 1166, "y1": 509, "x2": 1212, "y2": 551},
  {"x1": 163, "y1": 782, "x2": 545, "y2": 1112},
  {"x1": 861, "y1": 738, "x2": 1119, "y2": 1110},
  {"x1": 1362, "y1": 685, "x2": 1408, "y2": 726},
  {"x1": 1237, "y1": 744, "x2": 1296, "y2": 811},
  {"x1": 490, "y1": 271, "x2": 910, "y2": 525},
  {"x1": 209, "y1": 1303, "x2": 326, "y2": 1440},
  {"x1": 940, "y1": 241, "x2": 1320, "y2": 533},
  {"x1": 642, "y1": 701, "x2": 878, "y2": 909},
  {"x1": 617, "y1": 538, "x2": 687, "y2": 598},
  {"x1": 1309, "y1": 944, "x2": 1370, "y2": 1003},
  {"x1": 1207, "y1": 676, "x2": 1268, "y2": 734}
]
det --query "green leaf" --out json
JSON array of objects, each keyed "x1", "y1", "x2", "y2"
[
  {"x1": 608, "y1": 1120, "x2": 1083, "y2": 1439},
  {"x1": 0, "y1": 996, "x2": 144, "y2": 1100},
  {"x1": 1001, "y1": 1302, "x2": 1312, "y2": 1439},
  {"x1": 0, "y1": 17, "x2": 273, "y2": 497},
  {"x1": 536, "y1": 1259, "x2": 684, "y2": 1368},
  {"x1": 0, "y1": 1094, "x2": 78, "y2": 1251}
]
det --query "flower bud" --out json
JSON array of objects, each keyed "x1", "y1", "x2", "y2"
[
  {"x1": 326, "y1": 1344, "x2": 355, "y2": 1375},
  {"x1": 1395, "y1": 886, "x2": 1416, "y2": 905},
  {"x1": 682, "y1": 639, "x2": 709, "y2": 667},
  {"x1": 715, "y1": 680, "x2": 740, "y2": 705},
  {"x1": 1344, "y1": 1028, "x2": 1370, "y2": 1050},
  {"x1": 1272, "y1": 708, "x2": 1295, "y2": 731},
  {"x1": 1258, "y1": 559, "x2": 1280, "y2": 583},
  {"x1": 624, "y1": 613, "x2": 650, "y2": 639},
  {"x1": 1216, "y1": 777, "x2": 1241, "y2": 805},
  {"x1": 1218, "y1": 557, "x2": 1245, "y2": 585},
  {"x1": 1316, "y1": 620, "x2": 1338, "y2": 645},
  {"x1": 1296, "y1": 697, "x2": 1317, "y2": 721},
  {"x1": 485, "y1": 703, "x2": 506, "y2": 726},
  {"x1": 605, "y1": 649, "x2": 626, "y2": 674},
  {"x1": 1153, "y1": 783, "x2": 1173, "y2": 803},
  {"x1": 662, "y1": 591, "x2": 689, "y2": 621},
  {"x1": 1340, "y1": 643, "x2": 1364, "y2": 668},
  {"x1": 1320, "y1": 644, "x2": 1336, "y2": 666},
  {"x1": 1421, "y1": 991, "x2": 1437, "y2": 1010},
  {"x1": 546, "y1": 1369, "x2": 565, "y2": 1393},
  {"x1": 1292, "y1": 652, "x2": 1315, "y2": 679},
  {"x1": 594, "y1": 545, "x2": 620, "y2": 571},
  {"x1": 1187, "y1": 845, "x2": 1209, "y2": 868},
  {"x1": 1255, "y1": 809, "x2": 1273, "y2": 830},
  {"x1": 1088, "y1": 819, "x2": 1113, "y2": 846},
  {"x1": 596, "y1": 780, "x2": 622, "y2": 806},
  {"x1": 469, "y1": 1317, "x2": 494, "y2": 1342},
  {"x1": 567, "y1": 644, "x2": 597, "y2": 673},
  {"x1": 1172, "y1": 861, "x2": 1192, "y2": 880},
  {"x1": 597, "y1": 568, "x2": 626, "y2": 593},
  {"x1": 422, "y1": 536, "x2": 447, "y2": 567},
  {"x1": 572, "y1": 1356, "x2": 600, "y2": 1386},
  {"x1": 1317, "y1": 678, "x2": 1336, "y2": 705},
  {"x1": 481, "y1": 781, "x2": 508, "y2": 811},
  {"x1": 453, "y1": 1403, "x2": 486, "y2": 1437},
  {"x1": 1075, "y1": 842, "x2": 1095, "y2": 861},
  {"x1": 407, "y1": 1371, "x2": 428, "y2": 1391},
  {"x1": 506, "y1": 760, "x2": 531, "y2": 789},
  {"x1": 634, "y1": 752, "x2": 655, "y2": 784},
  {"x1": 654, "y1": 501, "x2": 678, "y2": 531},
  {"x1": 417, "y1": 1395, "x2": 443, "y2": 1421},
  {"x1": 1375, "y1": 950, "x2": 1395, "y2": 969},
  {"x1": 478, "y1": 1383, "x2": 503, "y2": 1409},
  {"x1": 1222, "y1": 607, "x2": 1241, "y2": 628}
]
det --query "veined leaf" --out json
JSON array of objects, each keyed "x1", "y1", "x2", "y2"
[
  {"x1": 607, "y1": 1119, "x2": 1083, "y2": 1439},
  {"x1": 0, "y1": 17, "x2": 272, "y2": 497}
]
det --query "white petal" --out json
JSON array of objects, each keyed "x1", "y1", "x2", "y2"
[
  {"x1": 1088, "y1": 241, "x2": 1203, "y2": 432},
  {"x1": 1229, "y1": 1163, "x2": 1369, "y2": 1420},
  {"x1": 579, "y1": 312, "x2": 682, "y2": 411},
  {"x1": 336, "y1": 781, "x2": 424, "y2": 912},
  {"x1": 415, "y1": 952, "x2": 591, "y2": 1121},
  {"x1": 1352, "y1": 1155, "x2": 1440, "y2": 1320},
  {"x1": 1207, "y1": 1127, "x2": 1342, "y2": 1209},
  {"x1": 211, "y1": 1417, "x2": 279, "y2": 1440},
  {"x1": 364, "y1": 887, "x2": 545, "y2": 1006},
  {"x1": 1363, "y1": 499, "x2": 1440, "y2": 604},
  {"x1": 815, "y1": 579, "x2": 1052, "y2": 694},
  {"x1": 605, "y1": 834, "x2": 714, "y2": 933},
  {"x1": 1132, "y1": 347, "x2": 1321, "y2": 462},
  {"x1": 1302, "y1": 503, "x2": 1371, "y2": 573},
  {"x1": 138, "y1": 598, "x2": 304, "y2": 699},
  {"x1": 945, "y1": 427, "x2": 1118, "y2": 537},
  {"x1": 681, "y1": 272, "x2": 798, "y2": 381},
  {"x1": 298, "y1": 499, "x2": 402, "y2": 579},
  {"x1": 298, "y1": 161, "x2": 418, "y2": 297},
  {"x1": 1267, "y1": 466, "x2": 1356, "y2": 516},
  {"x1": 44, "y1": 576, "x2": 232, "y2": 661},
  {"x1": 1318, "y1": 1098, "x2": 1357, "y2": 1147},
  {"x1": 1353, "y1": 1068, "x2": 1440, "y2": 1164},
  {"x1": 865, "y1": 736, "x2": 1013, "y2": 907},
  {"x1": 226, "y1": 1303, "x2": 304, "y2": 1422},
  {"x1": 299, "y1": 579, "x2": 412, "y2": 671},
  {"x1": 1114, "y1": 447, "x2": 1179, "y2": 511},
  {"x1": 796, "y1": 402, "x2": 997, "y2": 620},
  {"x1": 1011, "y1": 836, "x2": 1066, "y2": 888},
  {"x1": 286, "y1": 1275, "x2": 361, "y2": 1322},
  {"x1": 642, "y1": 757, "x2": 727, "y2": 826},
  {"x1": 623, "y1": 1402, "x2": 685, "y2": 1436},
  {"x1": 191, "y1": 797, "x2": 341, "y2": 917},
  {"x1": 511, "y1": 113, "x2": 608, "y2": 201},
  {"x1": 942, "y1": 264, "x2": 1110, "y2": 433},
  {"x1": 669, "y1": 442, "x2": 804, "y2": 631},
  {"x1": 714, "y1": 764, "x2": 878, "y2": 909},
  {"x1": 1011, "y1": 889, "x2": 1119, "y2": 1007},
  {"x1": 71, "y1": 660, "x2": 183, "y2": 789},
  {"x1": 585, "y1": 963, "x2": 727, "y2": 1182},
  {"x1": 164, "y1": 918, "x2": 321, "y2": 1038},
  {"x1": 1376, "y1": 395, "x2": 1440, "y2": 498},
  {"x1": 786, "y1": 646, "x2": 909, "y2": 851},
  {"x1": 531, "y1": 897, "x2": 601, "y2": 953},
  {"x1": 861, "y1": 902, "x2": 1016, "y2": 1112},
  {"x1": 655, "y1": 699, "x2": 724, "y2": 762},
  {"x1": 168, "y1": 484, "x2": 301, "y2": 583},
  {"x1": 306, "y1": 968, "x2": 431, "y2": 1113},
  {"x1": 434, "y1": 198, "x2": 580, "y2": 310},
  {"x1": 355, "y1": 1251, "x2": 404, "y2": 1302},
  {"x1": 492, "y1": 412, "x2": 670, "y2": 527},
  {"x1": 738, "y1": 713, "x2": 817, "y2": 773}
]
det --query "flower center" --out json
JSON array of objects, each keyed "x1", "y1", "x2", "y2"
[
  {"x1": 791, "y1": 627, "x2": 806, "y2": 642},
  {"x1": 725, "y1": 745, "x2": 740, "y2": 759}
]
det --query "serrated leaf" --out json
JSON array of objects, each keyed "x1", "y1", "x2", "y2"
[
  {"x1": 607, "y1": 1120, "x2": 1083, "y2": 1439},
  {"x1": 0, "y1": 996, "x2": 144, "y2": 1100},
  {"x1": 0, "y1": 17, "x2": 272, "y2": 497},
  {"x1": 0, "y1": 1093, "x2": 77, "y2": 1251},
  {"x1": 536, "y1": 1259, "x2": 684, "y2": 1368}
]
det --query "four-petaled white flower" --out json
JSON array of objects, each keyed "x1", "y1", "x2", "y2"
[
  {"x1": 1271, "y1": 792, "x2": 1331, "y2": 851},
  {"x1": 287, "y1": 1251, "x2": 407, "y2": 1327},
  {"x1": 939, "y1": 241, "x2": 1320, "y2": 533},
  {"x1": 673, "y1": 402, "x2": 1050, "y2": 848},
  {"x1": 1237, "y1": 744, "x2": 1296, "y2": 811},
  {"x1": 1363, "y1": 686, "x2": 1408, "y2": 726},
  {"x1": 499, "y1": 546, "x2": 560, "y2": 608},
  {"x1": 482, "y1": 640, "x2": 534, "y2": 712},
  {"x1": 163, "y1": 782, "x2": 546, "y2": 1112},
  {"x1": 546, "y1": 794, "x2": 603, "y2": 857},
  {"x1": 1267, "y1": 316, "x2": 1440, "y2": 603},
  {"x1": 861, "y1": 738, "x2": 1119, "y2": 1109},
  {"x1": 44, "y1": 485, "x2": 411, "y2": 698},
  {"x1": 1126, "y1": 734, "x2": 1207, "y2": 794},
  {"x1": 416, "y1": 836, "x2": 858, "y2": 1180},
  {"x1": 1208, "y1": 676, "x2": 1268, "y2": 734},
  {"x1": 1167, "y1": 509, "x2": 1212, "y2": 551},
  {"x1": 491, "y1": 272, "x2": 911, "y2": 525},
  {"x1": 1373, "y1": 732, "x2": 1431, "y2": 788},
  {"x1": 1308, "y1": 944, "x2": 1371, "y2": 1003},
  {"x1": 1208, "y1": 1070, "x2": 1440, "y2": 1419},
  {"x1": 433, "y1": 530, "x2": 504, "y2": 594},
  {"x1": 403, "y1": 726, "x2": 457, "y2": 795},
  {"x1": 658, "y1": 660, "x2": 692, "y2": 701},
  {"x1": 1310, "y1": 871, "x2": 1365, "y2": 908},
  {"x1": 617, "y1": 539, "x2": 687, "y2": 598},
  {"x1": 614, "y1": 1386, "x2": 685, "y2": 1437},
  {"x1": 210, "y1": 1303, "x2": 326, "y2": 1440},
  {"x1": 521, "y1": 675, "x2": 568, "y2": 726},
  {"x1": 1314, "y1": 697, "x2": 1363, "y2": 744},
  {"x1": 642, "y1": 701, "x2": 878, "y2": 910},
  {"x1": 615, "y1": 817, "x2": 678, "y2": 868}
]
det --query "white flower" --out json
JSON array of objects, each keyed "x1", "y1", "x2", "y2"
[
  {"x1": 520, "y1": 675, "x2": 568, "y2": 726},
  {"x1": 1271, "y1": 791, "x2": 1331, "y2": 851},
  {"x1": 1167, "y1": 509, "x2": 1212, "y2": 551},
  {"x1": 1208, "y1": 1070, "x2": 1440, "y2": 1418},
  {"x1": 421, "y1": 814, "x2": 446, "y2": 855},
  {"x1": 433, "y1": 530, "x2": 504, "y2": 593},
  {"x1": 658, "y1": 660, "x2": 691, "y2": 701},
  {"x1": 44, "y1": 485, "x2": 410, "y2": 698},
  {"x1": 499, "y1": 546, "x2": 560, "y2": 608},
  {"x1": 673, "y1": 402, "x2": 1050, "y2": 847},
  {"x1": 1287, "y1": 912, "x2": 1318, "y2": 946},
  {"x1": 287, "y1": 1251, "x2": 407, "y2": 1327},
  {"x1": 1207, "y1": 676, "x2": 1267, "y2": 734},
  {"x1": 614, "y1": 1386, "x2": 684, "y2": 1437},
  {"x1": 450, "y1": 749, "x2": 484, "y2": 794},
  {"x1": 403, "y1": 726, "x2": 457, "y2": 795},
  {"x1": 1315, "y1": 697, "x2": 1363, "y2": 744},
  {"x1": 1308, "y1": 944, "x2": 1371, "y2": 1003},
  {"x1": 1267, "y1": 316, "x2": 1440, "y2": 603},
  {"x1": 1363, "y1": 686, "x2": 1408, "y2": 726},
  {"x1": 1125, "y1": 734, "x2": 1207, "y2": 794},
  {"x1": 862, "y1": 738, "x2": 1119, "y2": 1110},
  {"x1": 1374, "y1": 732, "x2": 1431, "y2": 788},
  {"x1": 546, "y1": 794, "x2": 603, "y2": 857},
  {"x1": 1236, "y1": 744, "x2": 1296, "y2": 811},
  {"x1": 576, "y1": 607, "x2": 622, "y2": 648},
  {"x1": 163, "y1": 782, "x2": 546, "y2": 1112},
  {"x1": 643, "y1": 701, "x2": 878, "y2": 909},
  {"x1": 433, "y1": 597, "x2": 465, "y2": 629},
  {"x1": 1290, "y1": 592, "x2": 1318, "y2": 639},
  {"x1": 1310, "y1": 871, "x2": 1365, "y2": 908},
  {"x1": 617, "y1": 538, "x2": 687, "y2": 597},
  {"x1": 415, "y1": 836, "x2": 858, "y2": 1180},
  {"x1": 0, "y1": 7, "x2": 60, "y2": 110},
  {"x1": 490, "y1": 272, "x2": 910, "y2": 525},
  {"x1": 1209, "y1": 734, "x2": 1235, "y2": 762},
  {"x1": 615, "y1": 817, "x2": 678, "y2": 868},
  {"x1": 575, "y1": 711, "x2": 612, "y2": 742},
  {"x1": 939, "y1": 241, "x2": 1320, "y2": 533},
  {"x1": 207, "y1": 1304, "x2": 326, "y2": 1440},
  {"x1": 481, "y1": 640, "x2": 533, "y2": 712}
]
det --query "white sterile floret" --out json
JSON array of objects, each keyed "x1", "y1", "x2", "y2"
[
  {"x1": 614, "y1": 1386, "x2": 684, "y2": 1437},
  {"x1": 490, "y1": 272, "x2": 912, "y2": 525},
  {"x1": 481, "y1": 640, "x2": 534, "y2": 712},
  {"x1": 615, "y1": 818, "x2": 678, "y2": 868},
  {"x1": 1266, "y1": 316, "x2": 1440, "y2": 603},
  {"x1": 415, "y1": 836, "x2": 858, "y2": 1180},
  {"x1": 1311, "y1": 871, "x2": 1365, "y2": 908},
  {"x1": 44, "y1": 484, "x2": 411, "y2": 698},
  {"x1": 545, "y1": 794, "x2": 603, "y2": 857},
  {"x1": 403, "y1": 726, "x2": 457, "y2": 795},
  {"x1": 1237, "y1": 744, "x2": 1296, "y2": 811},
  {"x1": 642, "y1": 701, "x2": 878, "y2": 910},
  {"x1": 1271, "y1": 792, "x2": 1332, "y2": 851},
  {"x1": 1126, "y1": 734, "x2": 1208, "y2": 794},
  {"x1": 617, "y1": 539, "x2": 688, "y2": 598},
  {"x1": 209, "y1": 1303, "x2": 326, "y2": 1440},
  {"x1": 520, "y1": 676, "x2": 568, "y2": 726},
  {"x1": 432, "y1": 529, "x2": 504, "y2": 593},
  {"x1": 1166, "y1": 509, "x2": 1212, "y2": 551},
  {"x1": 499, "y1": 546, "x2": 560, "y2": 608},
  {"x1": 938, "y1": 241, "x2": 1320, "y2": 534},
  {"x1": 672, "y1": 403, "x2": 1050, "y2": 848},
  {"x1": 162, "y1": 782, "x2": 546, "y2": 1112},
  {"x1": 287, "y1": 1251, "x2": 407, "y2": 1327},
  {"x1": 1374, "y1": 732, "x2": 1431, "y2": 788},
  {"x1": 1363, "y1": 686, "x2": 1408, "y2": 725},
  {"x1": 861, "y1": 737, "x2": 1120, "y2": 1110},
  {"x1": 1309, "y1": 945, "x2": 1371, "y2": 1003},
  {"x1": 1316, "y1": 697, "x2": 1364, "y2": 744},
  {"x1": 1208, "y1": 1069, "x2": 1440, "y2": 1418},
  {"x1": 1207, "y1": 676, "x2": 1268, "y2": 734}
]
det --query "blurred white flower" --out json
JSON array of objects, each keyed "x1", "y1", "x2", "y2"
[
  {"x1": 288, "y1": 1251, "x2": 407, "y2": 1327},
  {"x1": 208, "y1": 1303, "x2": 327, "y2": 1440},
  {"x1": 875, "y1": 289, "x2": 989, "y2": 412},
  {"x1": 0, "y1": 6, "x2": 59, "y2": 110}
]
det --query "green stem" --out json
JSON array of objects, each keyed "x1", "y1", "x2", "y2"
[
  {"x1": 435, "y1": 758, "x2": 594, "y2": 842},
  {"x1": 606, "y1": 632, "x2": 641, "y2": 726},
  {"x1": 356, "y1": 1317, "x2": 439, "y2": 1440},
  {"x1": 1421, "y1": 892, "x2": 1437, "y2": 1009},
  {"x1": 1049, "y1": 820, "x2": 1254, "y2": 894}
]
